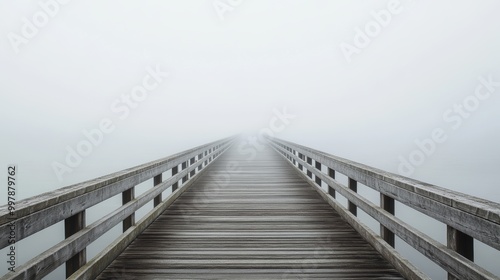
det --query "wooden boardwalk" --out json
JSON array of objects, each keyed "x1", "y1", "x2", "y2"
[{"x1": 97, "y1": 145, "x2": 404, "y2": 279}]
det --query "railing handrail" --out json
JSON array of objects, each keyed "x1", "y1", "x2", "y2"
[
  {"x1": 0, "y1": 136, "x2": 235, "y2": 280},
  {"x1": 268, "y1": 137, "x2": 500, "y2": 280},
  {"x1": 0, "y1": 136, "x2": 233, "y2": 226},
  {"x1": 272, "y1": 138, "x2": 500, "y2": 225}
]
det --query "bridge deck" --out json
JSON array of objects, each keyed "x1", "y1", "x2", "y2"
[{"x1": 97, "y1": 145, "x2": 404, "y2": 279}]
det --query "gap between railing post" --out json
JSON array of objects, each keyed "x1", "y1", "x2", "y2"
[
  {"x1": 122, "y1": 187, "x2": 135, "y2": 232},
  {"x1": 348, "y1": 178, "x2": 357, "y2": 216},
  {"x1": 153, "y1": 174, "x2": 162, "y2": 207},
  {"x1": 65, "y1": 210, "x2": 86, "y2": 278},
  {"x1": 380, "y1": 194, "x2": 395, "y2": 247},
  {"x1": 447, "y1": 226, "x2": 474, "y2": 280}
]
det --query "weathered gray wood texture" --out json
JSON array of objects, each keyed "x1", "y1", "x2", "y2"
[
  {"x1": 0, "y1": 137, "x2": 233, "y2": 280},
  {"x1": 269, "y1": 138, "x2": 500, "y2": 280},
  {"x1": 96, "y1": 145, "x2": 405, "y2": 279},
  {"x1": 0, "y1": 137, "x2": 233, "y2": 250}
]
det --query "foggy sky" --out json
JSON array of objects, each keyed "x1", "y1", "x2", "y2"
[{"x1": 1, "y1": 0, "x2": 500, "y2": 200}]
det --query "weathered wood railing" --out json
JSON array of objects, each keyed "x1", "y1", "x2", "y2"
[
  {"x1": 269, "y1": 137, "x2": 500, "y2": 280},
  {"x1": 0, "y1": 136, "x2": 235, "y2": 280}
]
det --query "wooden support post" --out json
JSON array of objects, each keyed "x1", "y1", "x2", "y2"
[
  {"x1": 153, "y1": 174, "x2": 162, "y2": 207},
  {"x1": 380, "y1": 194, "x2": 395, "y2": 247},
  {"x1": 328, "y1": 168, "x2": 336, "y2": 198},
  {"x1": 315, "y1": 161, "x2": 322, "y2": 186},
  {"x1": 447, "y1": 226, "x2": 474, "y2": 280},
  {"x1": 348, "y1": 178, "x2": 357, "y2": 216},
  {"x1": 122, "y1": 187, "x2": 135, "y2": 232},
  {"x1": 172, "y1": 165, "x2": 179, "y2": 192},
  {"x1": 65, "y1": 211, "x2": 86, "y2": 278},
  {"x1": 182, "y1": 161, "x2": 188, "y2": 183},
  {"x1": 198, "y1": 153, "x2": 203, "y2": 171},
  {"x1": 190, "y1": 157, "x2": 196, "y2": 177},
  {"x1": 298, "y1": 153, "x2": 303, "y2": 171},
  {"x1": 306, "y1": 157, "x2": 313, "y2": 179}
]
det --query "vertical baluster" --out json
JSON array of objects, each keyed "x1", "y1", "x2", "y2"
[
  {"x1": 315, "y1": 161, "x2": 322, "y2": 186},
  {"x1": 153, "y1": 174, "x2": 162, "y2": 207},
  {"x1": 65, "y1": 211, "x2": 86, "y2": 278},
  {"x1": 380, "y1": 194, "x2": 395, "y2": 247},
  {"x1": 447, "y1": 226, "x2": 474, "y2": 280},
  {"x1": 172, "y1": 165, "x2": 179, "y2": 192},
  {"x1": 189, "y1": 157, "x2": 195, "y2": 177},
  {"x1": 328, "y1": 168, "x2": 336, "y2": 198},
  {"x1": 198, "y1": 153, "x2": 203, "y2": 171},
  {"x1": 306, "y1": 157, "x2": 313, "y2": 179},
  {"x1": 122, "y1": 187, "x2": 135, "y2": 231},
  {"x1": 348, "y1": 178, "x2": 357, "y2": 216},
  {"x1": 298, "y1": 153, "x2": 303, "y2": 171},
  {"x1": 182, "y1": 161, "x2": 188, "y2": 183}
]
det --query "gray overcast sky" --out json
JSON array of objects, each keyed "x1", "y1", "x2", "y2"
[{"x1": 1, "y1": 0, "x2": 499, "y2": 199}]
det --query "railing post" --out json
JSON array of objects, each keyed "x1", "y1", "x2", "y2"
[
  {"x1": 292, "y1": 150, "x2": 296, "y2": 165},
  {"x1": 298, "y1": 153, "x2": 303, "y2": 171},
  {"x1": 380, "y1": 194, "x2": 395, "y2": 247},
  {"x1": 348, "y1": 178, "x2": 357, "y2": 216},
  {"x1": 182, "y1": 161, "x2": 188, "y2": 183},
  {"x1": 447, "y1": 226, "x2": 474, "y2": 280},
  {"x1": 189, "y1": 157, "x2": 196, "y2": 177},
  {"x1": 315, "y1": 161, "x2": 322, "y2": 186},
  {"x1": 198, "y1": 153, "x2": 203, "y2": 171},
  {"x1": 122, "y1": 187, "x2": 135, "y2": 231},
  {"x1": 172, "y1": 165, "x2": 179, "y2": 192},
  {"x1": 306, "y1": 157, "x2": 313, "y2": 179},
  {"x1": 65, "y1": 210, "x2": 86, "y2": 278},
  {"x1": 153, "y1": 174, "x2": 162, "y2": 207},
  {"x1": 328, "y1": 168, "x2": 336, "y2": 198}
]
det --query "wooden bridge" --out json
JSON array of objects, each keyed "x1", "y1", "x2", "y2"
[{"x1": 1, "y1": 136, "x2": 499, "y2": 279}]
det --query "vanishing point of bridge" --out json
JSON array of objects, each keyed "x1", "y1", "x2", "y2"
[{"x1": 1, "y1": 136, "x2": 499, "y2": 279}]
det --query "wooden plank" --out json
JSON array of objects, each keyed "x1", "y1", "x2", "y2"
[{"x1": 96, "y1": 145, "x2": 406, "y2": 279}]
